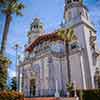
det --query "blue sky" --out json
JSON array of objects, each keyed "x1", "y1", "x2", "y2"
[{"x1": 0, "y1": 0, "x2": 100, "y2": 79}]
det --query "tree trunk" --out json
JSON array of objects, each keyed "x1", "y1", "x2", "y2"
[
  {"x1": 65, "y1": 42, "x2": 71, "y2": 83},
  {"x1": 1, "y1": 14, "x2": 12, "y2": 54}
]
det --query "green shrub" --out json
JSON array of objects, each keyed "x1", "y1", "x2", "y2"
[
  {"x1": 82, "y1": 89, "x2": 100, "y2": 100},
  {"x1": 73, "y1": 89, "x2": 100, "y2": 100},
  {"x1": 0, "y1": 91, "x2": 24, "y2": 100}
]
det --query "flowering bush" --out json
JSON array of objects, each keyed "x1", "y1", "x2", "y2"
[{"x1": 0, "y1": 91, "x2": 24, "y2": 100}]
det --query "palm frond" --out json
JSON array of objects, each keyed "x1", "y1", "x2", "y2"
[
  {"x1": 14, "y1": 3, "x2": 24, "y2": 16},
  {"x1": 67, "y1": 29, "x2": 74, "y2": 41},
  {"x1": 17, "y1": 3, "x2": 24, "y2": 10},
  {"x1": 56, "y1": 28, "x2": 77, "y2": 42},
  {"x1": 57, "y1": 28, "x2": 66, "y2": 40},
  {"x1": 0, "y1": 0, "x2": 24, "y2": 16},
  {"x1": 15, "y1": 10, "x2": 23, "y2": 16}
]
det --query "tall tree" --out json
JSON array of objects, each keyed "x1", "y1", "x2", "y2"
[
  {"x1": 56, "y1": 28, "x2": 77, "y2": 83},
  {"x1": 0, "y1": 0, "x2": 24, "y2": 54},
  {"x1": 0, "y1": 0, "x2": 24, "y2": 91}
]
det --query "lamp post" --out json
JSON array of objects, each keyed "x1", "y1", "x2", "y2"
[{"x1": 12, "y1": 44, "x2": 21, "y2": 92}]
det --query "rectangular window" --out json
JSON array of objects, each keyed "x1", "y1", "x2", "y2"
[
  {"x1": 71, "y1": 44, "x2": 77, "y2": 49},
  {"x1": 68, "y1": 11, "x2": 72, "y2": 20}
]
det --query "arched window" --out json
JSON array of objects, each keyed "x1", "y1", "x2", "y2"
[
  {"x1": 67, "y1": 0, "x2": 72, "y2": 4},
  {"x1": 40, "y1": 25, "x2": 43, "y2": 29}
]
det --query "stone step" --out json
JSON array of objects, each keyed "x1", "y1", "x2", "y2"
[{"x1": 24, "y1": 97, "x2": 79, "y2": 100}]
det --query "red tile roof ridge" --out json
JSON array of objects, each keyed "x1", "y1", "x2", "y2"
[{"x1": 25, "y1": 32, "x2": 62, "y2": 52}]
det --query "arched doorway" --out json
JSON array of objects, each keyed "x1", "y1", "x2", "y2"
[{"x1": 30, "y1": 79, "x2": 36, "y2": 96}]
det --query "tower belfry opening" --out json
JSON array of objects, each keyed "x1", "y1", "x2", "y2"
[{"x1": 65, "y1": 0, "x2": 83, "y2": 4}]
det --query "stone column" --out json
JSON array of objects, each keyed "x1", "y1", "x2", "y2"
[
  {"x1": 19, "y1": 74, "x2": 22, "y2": 92},
  {"x1": 55, "y1": 80, "x2": 60, "y2": 97},
  {"x1": 80, "y1": 52, "x2": 86, "y2": 89}
]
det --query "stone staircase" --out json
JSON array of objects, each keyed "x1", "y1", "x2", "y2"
[{"x1": 24, "y1": 97, "x2": 79, "y2": 100}]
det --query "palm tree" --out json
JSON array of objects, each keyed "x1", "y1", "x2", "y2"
[
  {"x1": 0, "y1": 0, "x2": 24, "y2": 91},
  {"x1": 56, "y1": 28, "x2": 77, "y2": 83},
  {"x1": 0, "y1": 0, "x2": 24, "y2": 54}
]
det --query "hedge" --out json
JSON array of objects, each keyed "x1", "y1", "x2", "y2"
[
  {"x1": 82, "y1": 89, "x2": 100, "y2": 100},
  {"x1": 0, "y1": 89, "x2": 100, "y2": 100},
  {"x1": 0, "y1": 91, "x2": 24, "y2": 100},
  {"x1": 70, "y1": 89, "x2": 100, "y2": 100}
]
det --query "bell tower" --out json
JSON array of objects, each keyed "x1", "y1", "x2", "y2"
[
  {"x1": 64, "y1": 0, "x2": 97, "y2": 89},
  {"x1": 27, "y1": 17, "x2": 44, "y2": 44},
  {"x1": 64, "y1": 0, "x2": 88, "y2": 22}
]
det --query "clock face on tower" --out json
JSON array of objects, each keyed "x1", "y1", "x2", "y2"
[{"x1": 51, "y1": 42, "x2": 64, "y2": 53}]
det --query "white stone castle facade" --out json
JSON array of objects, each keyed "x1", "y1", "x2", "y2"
[{"x1": 18, "y1": 0, "x2": 100, "y2": 97}]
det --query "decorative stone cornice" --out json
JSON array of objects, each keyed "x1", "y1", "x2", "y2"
[{"x1": 65, "y1": 16, "x2": 96, "y2": 32}]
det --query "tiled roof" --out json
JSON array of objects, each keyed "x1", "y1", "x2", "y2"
[{"x1": 25, "y1": 33, "x2": 63, "y2": 52}]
